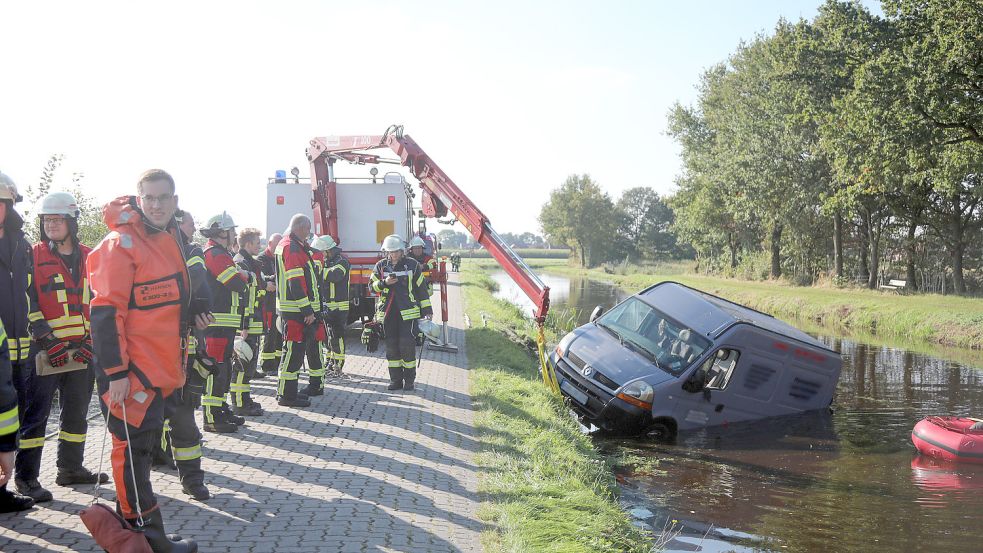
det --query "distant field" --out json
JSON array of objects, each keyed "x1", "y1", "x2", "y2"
[{"x1": 441, "y1": 248, "x2": 571, "y2": 259}]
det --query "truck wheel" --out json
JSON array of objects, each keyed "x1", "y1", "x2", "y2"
[{"x1": 646, "y1": 419, "x2": 677, "y2": 443}]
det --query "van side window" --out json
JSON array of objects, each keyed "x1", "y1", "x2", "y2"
[{"x1": 703, "y1": 349, "x2": 740, "y2": 390}]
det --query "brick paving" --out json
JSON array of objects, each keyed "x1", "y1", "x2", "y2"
[{"x1": 0, "y1": 275, "x2": 482, "y2": 552}]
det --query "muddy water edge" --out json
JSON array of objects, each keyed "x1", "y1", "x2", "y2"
[{"x1": 490, "y1": 271, "x2": 983, "y2": 553}]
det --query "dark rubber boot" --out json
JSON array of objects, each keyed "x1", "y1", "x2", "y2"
[
  {"x1": 202, "y1": 421, "x2": 238, "y2": 433},
  {"x1": 55, "y1": 467, "x2": 110, "y2": 486},
  {"x1": 0, "y1": 486, "x2": 34, "y2": 513},
  {"x1": 387, "y1": 367, "x2": 404, "y2": 390},
  {"x1": 182, "y1": 480, "x2": 211, "y2": 501},
  {"x1": 14, "y1": 478, "x2": 52, "y2": 503},
  {"x1": 135, "y1": 509, "x2": 198, "y2": 553},
  {"x1": 403, "y1": 368, "x2": 416, "y2": 391}
]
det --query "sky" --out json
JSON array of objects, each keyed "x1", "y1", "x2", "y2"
[{"x1": 0, "y1": 0, "x2": 881, "y2": 236}]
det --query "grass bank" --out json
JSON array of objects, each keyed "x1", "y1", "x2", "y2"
[
  {"x1": 461, "y1": 269, "x2": 652, "y2": 553},
  {"x1": 478, "y1": 258, "x2": 983, "y2": 351}
]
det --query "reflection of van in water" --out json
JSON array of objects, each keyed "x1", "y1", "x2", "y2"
[{"x1": 548, "y1": 282, "x2": 842, "y2": 439}]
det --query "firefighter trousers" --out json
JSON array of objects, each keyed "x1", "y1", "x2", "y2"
[
  {"x1": 325, "y1": 313, "x2": 346, "y2": 372},
  {"x1": 259, "y1": 321, "x2": 282, "y2": 375},
  {"x1": 277, "y1": 339, "x2": 308, "y2": 399},
  {"x1": 304, "y1": 337, "x2": 325, "y2": 391},
  {"x1": 231, "y1": 336, "x2": 260, "y2": 408},
  {"x1": 202, "y1": 329, "x2": 235, "y2": 424},
  {"x1": 96, "y1": 377, "x2": 167, "y2": 520},
  {"x1": 160, "y1": 390, "x2": 204, "y2": 486},
  {"x1": 383, "y1": 317, "x2": 417, "y2": 386},
  {"x1": 16, "y1": 349, "x2": 95, "y2": 480}
]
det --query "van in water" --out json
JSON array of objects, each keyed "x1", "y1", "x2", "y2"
[{"x1": 548, "y1": 281, "x2": 842, "y2": 439}]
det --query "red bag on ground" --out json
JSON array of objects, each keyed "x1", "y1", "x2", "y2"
[{"x1": 79, "y1": 503, "x2": 152, "y2": 553}]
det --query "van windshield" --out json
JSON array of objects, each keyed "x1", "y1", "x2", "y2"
[{"x1": 596, "y1": 297, "x2": 711, "y2": 375}]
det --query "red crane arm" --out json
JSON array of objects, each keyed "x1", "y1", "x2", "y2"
[{"x1": 307, "y1": 127, "x2": 551, "y2": 322}]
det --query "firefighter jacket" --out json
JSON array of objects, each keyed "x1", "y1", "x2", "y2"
[
  {"x1": 203, "y1": 240, "x2": 248, "y2": 330},
  {"x1": 0, "y1": 207, "x2": 33, "y2": 363},
  {"x1": 410, "y1": 253, "x2": 437, "y2": 295},
  {"x1": 235, "y1": 249, "x2": 265, "y2": 334},
  {"x1": 88, "y1": 196, "x2": 190, "y2": 391},
  {"x1": 370, "y1": 256, "x2": 432, "y2": 322},
  {"x1": 183, "y1": 241, "x2": 212, "y2": 358},
  {"x1": 0, "y1": 321, "x2": 19, "y2": 452},
  {"x1": 323, "y1": 252, "x2": 351, "y2": 313},
  {"x1": 27, "y1": 241, "x2": 92, "y2": 343},
  {"x1": 275, "y1": 233, "x2": 320, "y2": 321},
  {"x1": 255, "y1": 246, "x2": 277, "y2": 328}
]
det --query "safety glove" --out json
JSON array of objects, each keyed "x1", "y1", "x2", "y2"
[
  {"x1": 73, "y1": 334, "x2": 94, "y2": 364},
  {"x1": 41, "y1": 334, "x2": 72, "y2": 367}
]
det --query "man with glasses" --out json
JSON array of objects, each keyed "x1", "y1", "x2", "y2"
[
  {"x1": 16, "y1": 192, "x2": 108, "y2": 504},
  {"x1": 88, "y1": 169, "x2": 199, "y2": 552}
]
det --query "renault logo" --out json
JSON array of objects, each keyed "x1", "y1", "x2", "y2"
[{"x1": 582, "y1": 365, "x2": 594, "y2": 377}]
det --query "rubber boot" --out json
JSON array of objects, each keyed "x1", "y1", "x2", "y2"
[
  {"x1": 55, "y1": 466, "x2": 110, "y2": 486},
  {"x1": 135, "y1": 509, "x2": 198, "y2": 553},
  {"x1": 300, "y1": 377, "x2": 323, "y2": 397},
  {"x1": 403, "y1": 368, "x2": 416, "y2": 391},
  {"x1": 182, "y1": 479, "x2": 211, "y2": 501},
  {"x1": 14, "y1": 478, "x2": 52, "y2": 503},
  {"x1": 387, "y1": 367, "x2": 404, "y2": 391},
  {"x1": 0, "y1": 485, "x2": 34, "y2": 513}
]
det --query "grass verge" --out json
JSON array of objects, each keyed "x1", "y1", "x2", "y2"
[
  {"x1": 472, "y1": 257, "x2": 983, "y2": 350},
  {"x1": 462, "y1": 268, "x2": 652, "y2": 553}
]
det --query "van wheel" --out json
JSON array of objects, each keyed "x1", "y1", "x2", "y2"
[{"x1": 646, "y1": 419, "x2": 677, "y2": 443}]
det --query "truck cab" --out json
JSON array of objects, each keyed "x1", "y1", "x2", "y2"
[{"x1": 548, "y1": 281, "x2": 842, "y2": 439}]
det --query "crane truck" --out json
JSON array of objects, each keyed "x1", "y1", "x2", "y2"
[{"x1": 265, "y1": 125, "x2": 551, "y2": 351}]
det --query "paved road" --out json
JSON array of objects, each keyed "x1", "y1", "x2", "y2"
[{"x1": 0, "y1": 276, "x2": 482, "y2": 552}]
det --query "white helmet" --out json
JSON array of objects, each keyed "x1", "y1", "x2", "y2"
[
  {"x1": 408, "y1": 236, "x2": 426, "y2": 249},
  {"x1": 0, "y1": 171, "x2": 23, "y2": 203},
  {"x1": 417, "y1": 319, "x2": 441, "y2": 341},
  {"x1": 233, "y1": 336, "x2": 253, "y2": 363},
  {"x1": 381, "y1": 234, "x2": 404, "y2": 253},
  {"x1": 200, "y1": 211, "x2": 236, "y2": 235},
  {"x1": 38, "y1": 192, "x2": 80, "y2": 218},
  {"x1": 311, "y1": 234, "x2": 338, "y2": 252}
]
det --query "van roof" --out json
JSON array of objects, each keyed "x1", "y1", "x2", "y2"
[{"x1": 639, "y1": 281, "x2": 836, "y2": 354}]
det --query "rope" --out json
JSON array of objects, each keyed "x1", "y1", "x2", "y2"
[{"x1": 536, "y1": 324, "x2": 561, "y2": 395}]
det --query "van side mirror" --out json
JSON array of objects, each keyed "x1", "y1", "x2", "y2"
[{"x1": 589, "y1": 306, "x2": 604, "y2": 323}]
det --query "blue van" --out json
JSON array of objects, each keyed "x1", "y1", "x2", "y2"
[{"x1": 548, "y1": 282, "x2": 842, "y2": 439}]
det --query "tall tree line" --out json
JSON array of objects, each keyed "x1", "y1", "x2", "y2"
[{"x1": 667, "y1": 0, "x2": 983, "y2": 293}]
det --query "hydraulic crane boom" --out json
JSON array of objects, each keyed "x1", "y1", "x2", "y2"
[{"x1": 307, "y1": 125, "x2": 551, "y2": 323}]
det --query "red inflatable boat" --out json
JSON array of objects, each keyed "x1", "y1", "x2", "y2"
[{"x1": 911, "y1": 417, "x2": 983, "y2": 465}]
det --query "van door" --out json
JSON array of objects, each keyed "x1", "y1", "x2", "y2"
[{"x1": 672, "y1": 348, "x2": 754, "y2": 429}]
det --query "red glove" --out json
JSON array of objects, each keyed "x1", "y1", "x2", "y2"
[
  {"x1": 43, "y1": 336, "x2": 72, "y2": 367},
  {"x1": 73, "y1": 335, "x2": 94, "y2": 365}
]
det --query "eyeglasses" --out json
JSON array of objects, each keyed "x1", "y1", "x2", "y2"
[
  {"x1": 140, "y1": 193, "x2": 174, "y2": 205},
  {"x1": 43, "y1": 216, "x2": 67, "y2": 225}
]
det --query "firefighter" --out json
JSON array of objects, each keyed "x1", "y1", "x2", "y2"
[
  {"x1": 1, "y1": 320, "x2": 34, "y2": 512},
  {"x1": 450, "y1": 252, "x2": 461, "y2": 272},
  {"x1": 0, "y1": 172, "x2": 38, "y2": 511},
  {"x1": 88, "y1": 169, "x2": 199, "y2": 552},
  {"x1": 370, "y1": 234, "x2": 432, "y2": 391},
  {"x1": 255, "y1": 233, "x2": 281, "y2": 378},
  {"x1": 16, "y1": 192, "x2": 108, "y2": 504},
  {"x1": 152, "y1": 209, "x2": 213, "y2": 501},
  {"x1": 315, "y1": 235, "x2": 350, "y2": 379},
  {"x1": 200, "y1": 212, "x2": 249, "y2": 433},
  {"x1": 274, "y1": 215, "x2": 323, "y2": 407},
  {"x1": 302, "y1": 236, "x2": 328, "y2": 395},
  {"x1": 231, "y1": 227, "x2": 267, "y2": 416},
  {"x1": 408, "y1": 235, "x2": 437, "y2": 297}
]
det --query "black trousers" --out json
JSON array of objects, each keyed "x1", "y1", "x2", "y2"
[
  {"x1": 202, "y1": 328, "x2": 235, "y2": 424},
  {"x1": 16, "y1": 351, "x2": 95, "y2": 479},
  {"x1": 325, "y1": 312, "x2": 347, "y2": 372},
  {"x1": 383, "y1": 317, "x2": 417, "y2": 384},
  {"x1": 231, "y1": 336, "x2": 260, "y2": 407},
  {"x1": 161, "y1": 390, "x2": 204, "y2": 485},
  {"x1": 259, "y1": 320, "x2": 282, "y2": 374}
]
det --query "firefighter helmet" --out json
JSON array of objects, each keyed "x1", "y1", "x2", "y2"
[
  {"x1": 201, "y1": 211, "x2": 235, "y2": 232},
  {"x1": 408, "y1": 236, "x2": 426, "y2": 249},
  {"x1": 38, "y1": 192, "x2": 80, "y2": 219},
  {"x1": 381, "y1": 234, "x2": 404, "y2": 252},
  {"x1": 311, "y1": 234, "x2": 337, "y2": 252},
  {"x1": 233, "y1": 336, "x2": 254, "y2": 363},
  {"x1": 0, "y1": 171, "x2": 23, "y2": 203}
]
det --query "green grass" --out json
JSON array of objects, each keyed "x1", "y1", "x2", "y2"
[
  {"x1": 443, "y1": 248, "x2": 572, "y2": 260},
  {"x1": 462, "y1": 268, "x2": 652, "y2": 553},
  {"x1": 472, "y1": 257, "x2": 983, "y2": 350}
]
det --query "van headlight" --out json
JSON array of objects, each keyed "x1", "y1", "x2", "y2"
[
  {"x1": 555, "y1": 332, "x2": 575, "y2": 358},
  {"x1": 617, "y1": 381, "x2": 654, "y2": 410}
]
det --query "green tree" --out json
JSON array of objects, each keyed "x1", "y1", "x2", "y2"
[
  {"x1": 22, "y1": 154, "x2": 108, "y2": 247},
  {"x1": 616, "y1": 187, "x2": 678, "y2": 260},
  {"x1": 539, "y1": 174, "x2": 618, "y2": 267}
]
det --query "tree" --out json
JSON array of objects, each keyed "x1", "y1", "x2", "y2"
[
  {"x1": 23, "y1": 154, "x2": 108, "y2": 247},
  {"x1": 539, "y1": 174, "x2": 619, "y2": 267},
  {"x1": 616, "y1": 187, "x2": 678, "y2": 260}
]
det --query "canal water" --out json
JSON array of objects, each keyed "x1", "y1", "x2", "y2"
[{"x1": 491, "y1": 271, "x2": 983, "y2": 553}]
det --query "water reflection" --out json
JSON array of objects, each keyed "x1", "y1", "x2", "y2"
[{"x1": 490, "y1": 270, "x2": 983, "y2": 552}]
